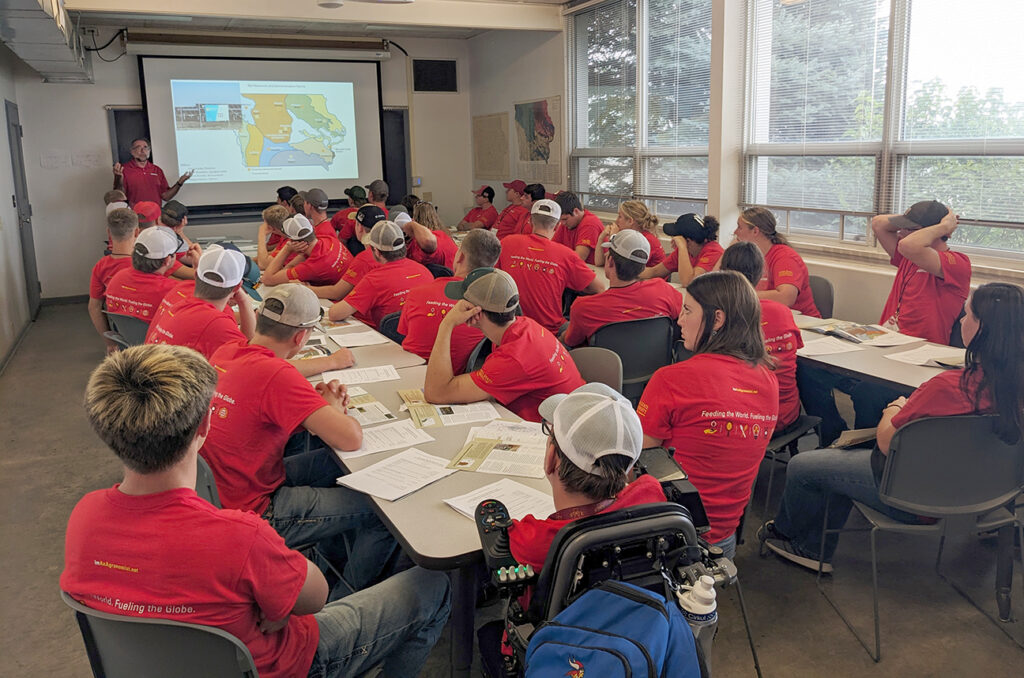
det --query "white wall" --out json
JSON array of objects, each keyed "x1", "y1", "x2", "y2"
[
  {"x1": 467, "y1": 29, "x2": 565, "y2": 213},
  {"x1": 0, "y1": 45, "x2": 30, "y2": 362}
]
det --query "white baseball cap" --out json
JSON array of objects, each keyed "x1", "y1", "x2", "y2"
[
  {"x1": 197, "y1": 244, "x2": 246, "y2": 288},
  {"x1": 393, "y1": 212, "x2": 413, "y2": 228},
  {"x1": 531, "y1": 198, "x2": 561, "y2": 220},
  {"x1": 601, "y1": 229, "x2": 651, "y2": 264},
  {"x1": 283, "y1": 214, "x2": 314, "y2": 240},
  {"x1": 105, "y1": 201, "x2": 128, "y2": 216},
  {"x1": 134, "y1": 226, "x2": 179, "y2": 260}
]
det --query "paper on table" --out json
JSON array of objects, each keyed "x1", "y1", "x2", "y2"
[
  {"x1": 322, "y1": 365, "x2": 401, "y2": 385},
  {"x1": 883, "y1": 345, "x2": 966, "y2": 368},
  {"x1": 857, "y1": 330, "x2": 923, "y2": 347},
  {"x1": 398, "y1": 389, "x2": 441, "y2": 428},
  {"x1": 794, "y1": 314, "x2": 835, "y2": 330},
  {"x1": 448, "y1": 420, "x2": 547, "y2": 478},
  {"x1": 321, "y1": 317, "x2": 360, "y2": 330},
  {"x1": 444, "y1": 478, "x2": 555, "y2": 521},
  {"x1": 328, "y1": 330, "x2": 391, "y2": 347},
  {"x1": 335, "y1": 420, "x2": 436, "y2": 459},
  {"x1": 435, "y1": 402, "x2": 501, "y2": 426},
  {"x1": 797, "y1": 336, "x2": 866, "y2": 356},
  {"x1": 336, "y1": 448, "x2": 456, "y2": 501}
]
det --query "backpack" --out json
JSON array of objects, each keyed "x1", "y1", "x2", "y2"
[{"x1": 523, "y1": 579, "x2": 703, "y2": 678}]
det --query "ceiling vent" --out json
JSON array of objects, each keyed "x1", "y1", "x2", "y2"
[{"x1": 0, "y1": 0, "x2": 93, "y2": 83}]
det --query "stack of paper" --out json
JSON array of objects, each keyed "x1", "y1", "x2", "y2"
[
  {"x1": 447, "y1": 420, "x2": 547, "y2": 478},
  {"x1": 322, "y1": 365, "x2": 401, "y2": 385},
  {"x1": 335, "y1": 419, "x2": 436, "y2": 460},
  {"x1": 327, "y1": 329, "x2": 391, "y2": 347},
  {"x1": 344, "y1": 386, "x2": 398, "y2": 427},
  {"x1": 321, "y1": 317, "x2": 359, "y2": 330},
  {"x1": 444, "y1": 478, "x2": 555, "y2": 521},
  {"x1": 397, "y1": 389, "x2": 501, "y2": 428},
  {"x1": 797, "y1": 336, "x2": 866, "y2": 356},
  {"x1": 884, "y1": 345, "x2": 966, "y2": 368},
  {"x1": 337, "y1": 448, "x2": 455, "y2": 501}
]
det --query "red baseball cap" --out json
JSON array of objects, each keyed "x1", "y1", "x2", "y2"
[
  {"x1": 502, "y1": 180, "x2": 527, "y2": 193},
  {"x1": 133, "y1": 201, "x2": 161, "y2": 223}
]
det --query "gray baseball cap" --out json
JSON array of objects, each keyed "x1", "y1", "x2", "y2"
[
  {"x1": 444, "y1": 267, "x2": 519, "y2": 313},
  {"x1": 601, "y1": 229, "x2": 650, "y2": 264},
  {"x1": 306, "y1": 188, "x2": 329, "y2": 210},
  {"x1": 365, "y1": 179, "x2": 389, "y2": 197},
  {"x1": 257, "y1": 284, "x2": 323, "y2": 328},
  {"x1": 368, "y1": 220, "x2": 406, "y2": 251}
]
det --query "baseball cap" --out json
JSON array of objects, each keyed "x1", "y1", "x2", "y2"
[
  {"x1": 344, "y1": 185, "x2": 367, "y2": 201},
  {"x1": 502, "y1": 180, "x2": 527, "y2": 194},
  {"x1": 444, "y1": 267, "x2": 519, "y2": 313},
  {"x1": 664, "y1": 213, "x2": 708, "y2": 240},
  {"x1": 105, "y1": 201, "x2": 128, "y2": 216},
  {"x1": 368, "y1": 220, "x2": 406, "y2": 251},
  {"x1": 283, "y1": 214, "x2": 314, "y2": 240},
  {"x1": 258, "y1": 284, "x2": 323, "y2": 328},
  {"x1": 538, "y1": 383, "x2": 643, "y2": 477},
  {"x1": 356, "y1": 204, "x2": 387, "y2": 228},
  {"x1": 365, "y1": 179, "x2": 389, "y2": 196},
  {"x1": 393, "y1": 212, "x2": 413, "y2": 228},
  {"x1": 133, "y1": 201, "x2": 161, "y2": 224},
  {"x1": 890, "y1": 200, "x2": 949, "y2": 230},
  {"x1": 306, "y1": 188, "x2": 329, "y2": 210},
  {"x1": 216, "y1": 242, "x2": 262, "y2": 300},
  {"x1": 531, "y1": 199, "x2": 561, "y2": 220},
  {"x1": 602, "y1": 229, "x2": 651, "y2": 264},
  {"x1": 134, "y1": 225, "x2": 178, "y2": 260},
  {"x1": 162, "y1": 200, "x2": 188, "y2": 222},
  {"x1": 197, "y1": 244, "x2": 245, "y2": 288},
  {"x1": 472, "y1": 185, "x2": 495, "y2": 202}
]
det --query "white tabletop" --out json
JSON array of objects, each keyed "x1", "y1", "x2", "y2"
[
  {"x1": 321, "y1": 320, "x2": 425, "y2": 370},
  {"x1": 334, "y1": 364, "x2": 546, "y2": 569}
]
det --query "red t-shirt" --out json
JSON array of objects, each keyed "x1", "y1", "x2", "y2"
[
  {"x1": 638, "y1": 353, "x2": 779, "y2": 543},
  {"x1": 61, "y1": 487, "x2": 317, "y2": 678},
  {"x1": 312, "y1": 218, "x2": 338, "y2": 242},
  {"x1": 495, "y1": 205, "x2": 529, "y2": 240},
  {"x1": 267, "y1": 231, "x2": 284, "y2": 250},
  {"x1": 470, "y1": 316, "x2": 585, "y2": 422},
  {"x1": 399, "y1": 277, "x2": 484, "y2": 373},
  {"x1": 663, "y1": 240, "x2": 724, "y2": 275},
  {"x1": 344, "y1": 257, "x2": 432, "y2": 329},
  {"x1": 105, "y1": 267, "x2": 178, "y2": 322},
  {"x1": 144, "y1": 296, "x2": 246, "y2": 359},
  {"x1": 639, "y1": 230, "x2": 666, "y2": 267},
  {"x1": 330, "y1": 207, "x2": 358, "y2": 241},
  {"x1": 757, "y1": 244, "x2": 820, "y2": 317},
  {"x1": 509, "y1": 474, "x2": 667, "y2": 570},
  {"x1": 760, "y1": 299, "x2": 803, "y2": 428},
  {"x1": 285, "y1": 237, "x2": 351, "y2": 286},
  {"x1": 563, "y1": 279, "x2": 682, "y2": 347},
  {"x1": 463, "y1": 205, "x2": 499, "y2": 229},
  {"x1": 121, "y1": 161, "x2": 169, "y2": 206},
  {"x1": 407, "y1": 230, "x2": 458, "y2": 270},
  {"x1": 203, "y1": 342, "x2": 328, "y2": 514},
  {"x1": 341, "y1": 249, "x2": 381, "y2": 286},
  {"x1": 879, "y1": 249, "x2": 971, "y2": 345},
  {"x1": 891, "y1": 368, "x2": 992, "y2": 429},
  {"x1": 498, "y1": 234, "x2": 597, "y2": 334},
  {"x1": 515, "y1": 209, "x2": 534, "y2": 236},
  {"x1": 89, "y1": 255, "x2": 132, "y2": 299},
  {"x1": 552, "y1": 211, "x2": 605, "y2": 264}
]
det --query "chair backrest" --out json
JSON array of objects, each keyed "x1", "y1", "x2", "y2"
[
  {"x1": 465, "y1": 337, "x2": 492, "y2": 373},
  {"x1": 589, "y1": 316, "x2": 676, "y2": 392},
  {"x1": 61, "y1": 591, "x2": 258, "y2": 678},
  {"x1": 882, "y1": 415, "x2": 1024, "y2": 517},
  {"x1": 569, "y1": 346, "x2": 623, "y2": 393},
  {"x1": 808, "y1": 275, "x2": 834, "y2": 318},
  {"x1": 948, "y1": 305, "x2": 967, "y2": 348},
  {"x1": 104, "y1": 312, "x2": 150, "y2": 346},
  {"x1": 378, "y1": 311, "x2": 405, "y2": 343},
  {"x1": 425, "y1": 263, "x2": 454, "y2": 278},
  {"x1": 196, "y1": 454, "x2": 222, "y2": 508}
]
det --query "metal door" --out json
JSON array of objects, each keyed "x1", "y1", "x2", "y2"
[{"x1": 5, "y1": 100, "x2": 39, "y2": 319}]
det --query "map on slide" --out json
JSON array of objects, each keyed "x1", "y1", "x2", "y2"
[{"x1": 171, "y1": 80, "x2": 358, "y2": 184}]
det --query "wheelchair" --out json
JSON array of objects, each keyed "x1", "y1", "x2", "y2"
[{"x1": 475, "y1": 447, "x2": 736, "y2": 678}]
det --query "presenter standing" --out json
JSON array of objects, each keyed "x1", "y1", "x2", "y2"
[{"x1": 113, "y1": 138, "x2": 192, "y2": 206}]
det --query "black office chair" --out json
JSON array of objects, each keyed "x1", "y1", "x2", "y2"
[
  {"x1": 808, "y1": 275, "x2": 834, "y2": 318},
  {"x1": 589, "y1": 316, "x2": 677, "y2": 404},
  {"x1": 948, "y1": 305, "x2": 967, "y2": 348},
  {"x1": 425, "y1": 263, "x2": 454, "y2": 278},
  {"x1": 465, "y1": 337, "x2": 492, "y2": 373},
  {"x1": 103, "y1": 311, "x2": 150, "y2": 350},
  {"x1": 378, "y1": 311, "x2": 405, "y2": 344}
]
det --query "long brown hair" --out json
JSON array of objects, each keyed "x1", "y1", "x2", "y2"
[
  {"x1": 740, "y1": 206, "x2": 787, "y2": 245},
  {"x1": 412, "y1": 202, "x2": 445, "y2": 231},
  {"x1": 685, "y1": 271, "x2": 772, "y2": 368}
]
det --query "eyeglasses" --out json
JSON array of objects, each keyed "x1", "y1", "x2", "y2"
[{"x1": 132, "y1": 144, "x2": 150, "y2": 151}]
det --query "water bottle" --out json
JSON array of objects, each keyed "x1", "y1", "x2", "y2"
[{"x1": 677, "y1": 574, "x2": 718, "y2": 665}]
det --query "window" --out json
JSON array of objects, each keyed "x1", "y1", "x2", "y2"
[
  {"x1": 569, "y1": 0, "x2": 711, "y2": 218},
  {"x1": 745, "y1": 0, "x2": 1024, "y2": 256}
]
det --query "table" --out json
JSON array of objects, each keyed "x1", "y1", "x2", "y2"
[{"x1": 319, "y1": 320, "x2": 425, "y2": 371}]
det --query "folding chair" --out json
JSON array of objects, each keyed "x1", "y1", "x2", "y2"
[
  {"x1": 569, "y1": 346, "x2": 623, "y2": 393},
  {"x1": 425, "y1": 263, "x2": 454, "y2": 278},
  {"x1": 103, "y1": 311, "x2": 150, "y2": 349},
  {"x1": 465, "y1": 337, "x2": 492, "y2": 373},
  {"x1": 589, "y1": 316, "x2": 676, "y2": 403},
  {"x1": 808, "y1": 275, "x2": 834, "y2": 319},
  {"x1": 377, "y1": 311, "x2": 405, "y2": 344}
]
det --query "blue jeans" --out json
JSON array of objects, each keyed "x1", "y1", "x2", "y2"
[
  {"x1": 266, "y1": 448, "x2": 398, "y2": 591},
  {"x1": 713, "y1": 534, "x2": 736, "y2": 561},
  {"x1": 309, "y1": 567, "x2": 451, "y2": 678},
  {"x1": 796, "y1": 365, "x2": 905, "y2": 446},
  {"x1": 773, "y1": 447, "x2": 923, "y2": 562}
]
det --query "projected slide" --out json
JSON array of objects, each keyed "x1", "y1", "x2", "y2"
[{"x1": 170, "y1": 80, "x2": 359, "y2": 184}]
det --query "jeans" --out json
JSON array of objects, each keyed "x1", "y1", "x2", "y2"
[
  {"x1": 265, "y1": 448, "x2": 398, "y2": 591},
  {"x1": 773, "y1": 447, "x2": 924, "y2": 562},
  {"x1": 309, "y1": 567, "x2": 451, "y2": 678},
  {"x1": 713, "y1": 534, "x2": 736, "y2": 561},
  {"x1": 796, "y1": 365, "x2": 905, "y2": 446}
]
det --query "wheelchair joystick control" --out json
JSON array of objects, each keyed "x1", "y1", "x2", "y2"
[{"x1": 475, "y1": 499, "x2": 536, "y2": 589}]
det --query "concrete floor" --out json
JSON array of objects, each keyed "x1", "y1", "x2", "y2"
[{"x1": 2, "y1": 303, "x2": 1023, "y2": 677}]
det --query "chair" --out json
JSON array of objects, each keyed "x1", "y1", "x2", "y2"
[
  {"x1": 948, "y1": 305, "x2": 967, "y2": 348},
  {"x1": 569, "y1": 346, "x2": 623, "y2": 393},
  {"x1": 103, "y1": 311, "x2": 150, "y2": 349},
  {"x1": 589, "y1": 316, "x2": 676, "y2": 403},
  {"x1": 465, "y1": 337, "x2": 492, "y2": 373},
  {"x1": 753, "y1": 414, "x2": 822, "y2": 528},
  {"x1": 425, "y1": 263, "x2": 454, "y2": 278},
  {"x1": 62, "y1": 591, "x2": 258, "y2": 678},
  {"x1": 378, "y1": 311, "x2": 404, "y2": 344},
  {"x1": 816, "y1": 415, "x2": 1024, "y2": 661},
  {"x1": 808, "y1": 275, "x2": 835, "y2": 318}
]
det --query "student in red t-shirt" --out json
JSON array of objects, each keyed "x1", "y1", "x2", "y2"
[
  {"x1": 397, "y1": 204, "x2": 458, "y2": 270},
  {"x1": 458, "y1": 185, "x2": 499, "y2": 231},
  {"x1": 637, "y1": 271, "x2": 779, "y2": 558},
  {"x1": 145, "y1": 245, "x2": 257, "y2": 359},
  {"x1": 400, "y1": 229, "x2": 501, "y2": 371},
  {"x1": 331, "y1": 185, "x2": 366, "y2": 243},
  {"x1": 515, "y1": 184, "x2": 546, "y2": 236},
  {"x1": 424, "y1": 268, "x2": 585, "y2": 422},
  {"x1": 309, "y1": 205, "x2": 387, "y2": 302},
  {"x1": 720, "y1": 242, "x2": 804, "y2": 430},
  {"x1": 499, "y1": 199, "x2": 604, "y2": 334},
  {"x1": 90, "y1": 207, "x2": 139, "y2": 353},
  {"x1": 105, "y1": 226, "x2": 184, "y2": 324},
  {"x1": 562, "y1": 229, "x2": 682, "y2": 347},
  {"x1": 761, "y1": 282, "x2": 1022, "y2": 572},
  {"x1": 642, "y1": 213, "x2": 723, "y2": 285},
  {"x1": 366, "y1": 179, "x2": 390, "y2": 217},
  {"x1": 63, "y1": 344, "x2": 450, "y2": 678},
  {"x1": 733, "y1": 207, "x2": 820, "y2": 317},
  {"x1": 262, "y1": 215, "x2": 351, "y2": 288},
  {"x1": 327, "y1": 220, "x2": 432, "y2": 329},
  {"x1": 593, "y1": 200, "x2": 666, "y2": 269},
  {"x1": 495, "y1": 180, "x2": 529, "y2": 240},
  {"x1": 303, "y1": 188, "x2": 339, "y2": 242},
  {"x1": 552, "y1": 191, "x2": 605, "y2": 264},
  {"x1": 257, "y1": 204, "x2": 292, "y2": 270}
]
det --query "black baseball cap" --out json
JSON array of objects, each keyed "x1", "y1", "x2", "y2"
[
  {"x1": 162, "y1": 200, "x2": 188, "y2": 222},
  {"x1": 890, "y1": 200, "x2": 949, "y2": 230},
  {"x1": 355, "y1": 204, "x2": 387, "y2": 228},
  {"x1": 664, "y1": 213, "x2": 708, "y2": 240}
]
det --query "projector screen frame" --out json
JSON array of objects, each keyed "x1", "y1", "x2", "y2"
[{"x1": 135, "y1": 54, "x2": 387, "y2": 221}]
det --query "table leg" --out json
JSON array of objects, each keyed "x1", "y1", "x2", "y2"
[
  {"x1": 996, "y1": 524, "x2": 1013, "y2": 622},
  {"x1": 450, "y1": 565, "x2": 476, "y2": 678}
]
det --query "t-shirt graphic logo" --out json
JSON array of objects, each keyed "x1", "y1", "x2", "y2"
[{"x1": 566, "y1": 656, "x2": 584, "y2": 678}]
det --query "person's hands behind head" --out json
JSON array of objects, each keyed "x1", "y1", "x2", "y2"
[
  {"x1": 443, "y1": 299, "x2": 482, "y2": 328},
  {"x1": 938, "y1": 207, "x2": 959, "y2": 235}
]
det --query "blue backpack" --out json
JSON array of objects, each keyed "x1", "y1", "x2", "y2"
[{"x1": 523, "y1": 579, "x2": 703, "y2": 678}]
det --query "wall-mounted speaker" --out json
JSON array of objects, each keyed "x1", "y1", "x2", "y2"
[{"x1": 412, "y1": 59, "x2": 457, "y2": 92}]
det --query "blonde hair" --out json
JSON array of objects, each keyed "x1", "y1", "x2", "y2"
[
  {"x1": 618, "y1": 200, "x2": 659, "y2": 233},
  {"x1": 412, "y1": 202, "x2": 445, "y2": 231},
  {"x1": 262, "y1": 204, "x2": 289, "y2": 230}
]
